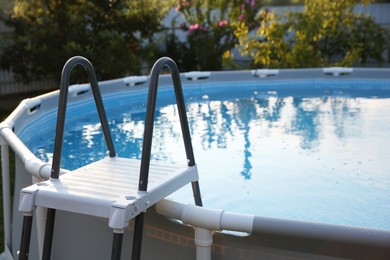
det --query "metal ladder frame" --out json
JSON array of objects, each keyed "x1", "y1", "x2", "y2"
[
  {"x1": 132, "y1": 57, "x2": 203, "y2": 259},
  {"x1": 18, "y1": 56, "x2": 202, "y2": 260},
  {"x1": 19, "y1": 56, "x2": 117, "y2": 260}
]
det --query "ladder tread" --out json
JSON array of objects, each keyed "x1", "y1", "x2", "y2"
[{"x1": 21, "y1": 157, "x2": 198, "y2": 218}]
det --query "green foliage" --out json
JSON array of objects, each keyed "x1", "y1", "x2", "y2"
[
  {"x1": 235, "y1": 0, "x2": 390, "y2": 68},
  {"x1": 0, "y1": 0, "x2": 173, "y2": 83},
  {"x1": 164, "y1": 0, "x2": 263, "y2": 71}
]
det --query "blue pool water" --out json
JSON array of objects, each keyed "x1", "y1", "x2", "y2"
[{"x1": 21, "y1": 80, "x2": 390, "y2": 230}]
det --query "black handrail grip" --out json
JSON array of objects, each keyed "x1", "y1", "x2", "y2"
[
  {"x1": 19, "y1": 215, "x2": 33, "y2": 260},
  {"x1": 51, "y1": 56, "x2": 116, "y2": 179},
  {"x1": 133, "y1": 57, "x2": 202, "y2": 260},
  {"x1": 138, "y1": 57, "x2": 196, "y2": 192}
]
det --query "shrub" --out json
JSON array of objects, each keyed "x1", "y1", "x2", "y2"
[
  {"x1": 164, "y1": 0, "x2": 263, "y2": 71},
  {"x1": 0, "y1": 0, "x2": 173, "y2": 83},
  {"x1": 234, "y1": 0, "x2": 390, "y2": 68}
]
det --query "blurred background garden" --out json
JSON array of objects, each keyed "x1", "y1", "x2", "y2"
[
  {"x1": 0, "y1": 0, "x2": 390, "y2": 252},
  {"x1": 1, "y1": 0, "x2": 390, "y2": 96}
]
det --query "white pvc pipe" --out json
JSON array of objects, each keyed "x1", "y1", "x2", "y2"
[
  {"x1": 0, "y1": 123, "x2": 68, "y2": 180},
  {"x1": 0, "y1": 136, "x2": 12, "y2": 251},
  {"x1": 156, "y1": 199, "x2": 255, "y2": 260},
  {"x1": 156, "y1": 199, "x2": 255, "y2": 233},
  {"x1": 1, "y1": 120, "x2": 67, "y2": 258},
  {"x1": 180, "y1": 204, "x2": 224, "y2": 230},
  {"x1": 194, "y1": 227, "x2": 212, "y2": 260},
  {"x1": 32, "y1": 176, "x2": 45, "y2": 259},
  {"x1": 220, "y1": 211, "x2": 254, "y2": 233}
]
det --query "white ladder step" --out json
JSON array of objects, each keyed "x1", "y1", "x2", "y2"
[{"x1": 19, "y1": 156, "x2": 198, "y2": 229}]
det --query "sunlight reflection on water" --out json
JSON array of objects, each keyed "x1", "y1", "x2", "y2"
[{"x1": 29, "y1": 86, "x2": 390, "y2": 230}]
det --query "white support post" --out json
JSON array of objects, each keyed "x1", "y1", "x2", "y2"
[
  {"x1": 0, "y1": 136, "x2": 12, "y2": 252},
  {"x1": 32, "y1": 176, "x2": 45, "y2": 259},
  {"x1": 195, "y1": 227, "x2": 212, "y2": 260},
  {"x1": 156, "y1": 199, "x2": 256, "y2": 260}
]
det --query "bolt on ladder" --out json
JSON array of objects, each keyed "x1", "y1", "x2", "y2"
[{"x1": 18, "y1": 56, "x2": 202, "y2": 260}]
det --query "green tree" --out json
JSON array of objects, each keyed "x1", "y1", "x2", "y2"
[
  {"x1": 0, "y1": 0, "x2": 173, "y2": 83},
  {"x1": 164, "y1": 0, "x2": 262, "y2": 71},
  {"x1": 235, "y1": 0, "x2": 390, "y2": 68}
]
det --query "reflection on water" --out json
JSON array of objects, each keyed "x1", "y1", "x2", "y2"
[{"x1": 30, "y1": 90, "x2": 390, "y2": 230}]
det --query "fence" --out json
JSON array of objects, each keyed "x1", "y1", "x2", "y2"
[
  {"x1": 0, "y1": 71, "x2": 56, "y2": 96},
  {"x1": 0, "y1": 18, "x2": 56, "y2": 96}
]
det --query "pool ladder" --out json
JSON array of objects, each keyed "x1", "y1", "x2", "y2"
[{"x1": 18, "y1": 56, "x2": 202, "y2": 260}]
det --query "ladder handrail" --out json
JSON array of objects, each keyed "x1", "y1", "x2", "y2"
[
  {"x1": 138, "y1": 57, "x2": 195, "y2": 192},
  {"x1": 51, "y1": 56, "x2": 116, "y2": 179},
  {"x1": 132, "y1": 57, "x2": 202, "y2": 260}
]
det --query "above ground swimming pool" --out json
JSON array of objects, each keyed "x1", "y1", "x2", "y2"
[{"x1": 18, "y1": 74, "x2": 390, "y2": 231}]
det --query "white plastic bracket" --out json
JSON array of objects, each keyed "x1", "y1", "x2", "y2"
[
  {"x1": 123, "y1": 76, "x2": 148, "y2": 87},
  {"x1": 108, "y1": 196, "x2": 143, "y2": 229},
  {"x1": 69, "y1": 84, "x2": 90, "y2": 97},
  {"x1": 323, "y1": 67, "x2": 353, "y2": 76},
  {"x1": 22, "y1": 98, "x2": 42, "y2": 115},
  {"x1": 18, "y1": 187, "x2": 39, "y2": 213},
  {"x1": 185, "y1": 71, "x2": 211, "y2": 81},
  {"x1": 252, "y1": 69, "x2": 279, "y2": 78}
]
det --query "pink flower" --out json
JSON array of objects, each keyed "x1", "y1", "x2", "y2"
[
  {"x1": 241, "y1": 4, "x2": 245, "y2": 10},
  {"x1": 189, "y1": 24, "x2": 201, "y2": 31},
  {"x1": 239, "y1": 14, "x2": 245, "y2": 21},
  {"x1": 218, "y1": 20, "x2": 228, "y2": 27},
  {"x1": 251, "y1": 0, "x2": 255, "y2": 7},
  {"x1": 175, "y1": 5, "x2": 181, "y2": 11}
]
